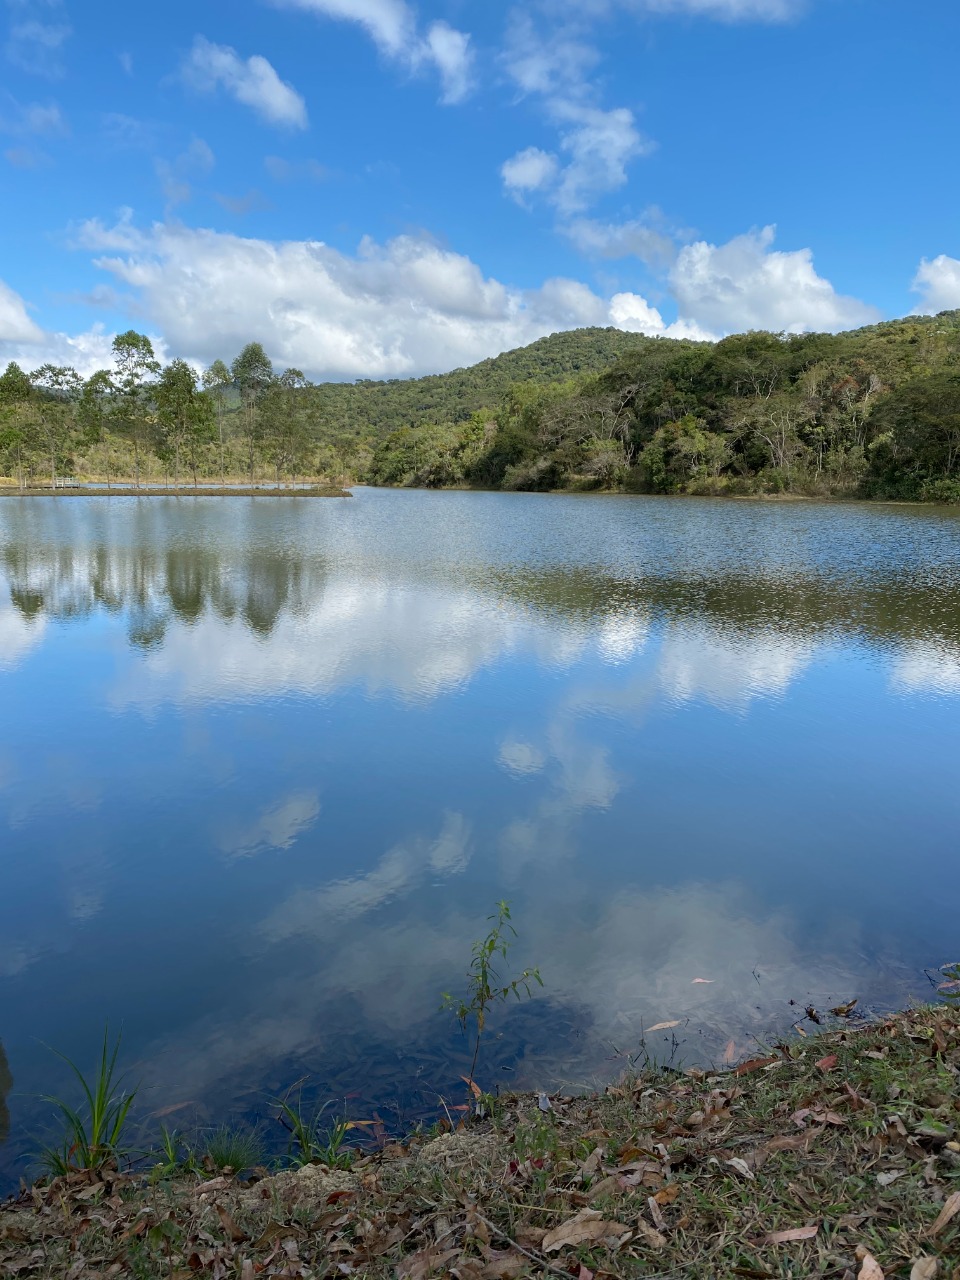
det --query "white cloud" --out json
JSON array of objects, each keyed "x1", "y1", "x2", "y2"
[
  {"x1": 638, "y1": 0, "x2": 801, "y2": 18},
  {"x1": 0, "y1": 277, "x2": 43, "y2": 342},
  {"x1": 669, "y1": 226, "x2": 879, "y2": 335},
  {"x1": 0, "y1": 97, "x2": 65, "y2": 135},
  {"x1": 179, "y1": 36, "x2": 308, "y2": 130},
  {"x1": 155, "y1": 136, "x2": 215, "y2": 208},
  {"x1": 553, "y1": 103, "x2": 652, "y2": 214},
  {"x1": 423, "y1": 20, "x2": 472, "y2": 105},
  {"x1": 75, "y1": 214, "x2": 673, "y2": 379},
  {"x1": 273, "y1": 0, "x2": 473, "y2": 103},
  {"x1": 564, "y1": 215, "x2": 677, "y2": 267},
  {"x1": 500, "y1": 15, "x2": 651, "y2": 214},
  {"x1": 5, "y1": 12, "x2": 70, "y2": 77},
  {"x1": 501, "y1": 146, "x2": 559, "y2": 202},
  {"x1": 912, "y1": 255, "x2": 960, "y2": 315}
]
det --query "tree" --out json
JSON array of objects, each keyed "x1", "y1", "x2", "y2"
[
  {"x1": 156, "y1": 359, "x2": 214, "y2": 489},
  {"x1": 77, "y1": 370, "x2": 114, "y2": 488},
  {"x1": 31, "y1": 364, "x2": 82, "y2": 489},
  {"x1": 0, "y1": 361, "x2": 35, "y2": 490},
  {"x1": 202, "y1": 358, "x2": 232, "y2": 485},
  {"x1": 231, "y1": 343, "x2": 274, "y2": 484},
  {"x1": 112, "y1": 331, "x2": 160, "y2": 488}
]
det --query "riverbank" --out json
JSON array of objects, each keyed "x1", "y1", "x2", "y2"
[
  {"x1": 0, "y1": 485, "x2": 351, "y2": 498},
  {"x1": 3, "y1": 1004, "x2": 958, "y2": 1278}
]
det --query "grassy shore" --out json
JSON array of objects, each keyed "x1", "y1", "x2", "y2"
[{"x1": 2, "y1": 1005, "x2": 959, "y2": 1278}]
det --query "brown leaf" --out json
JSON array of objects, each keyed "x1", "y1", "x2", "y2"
[
  {"x1": 634, "y1": 1220, "x2": 666, "y2": 1250},
  {"x1": 926, "y1": 1190, "x2": 960, "y2": 1237},
  {"x1": 587, "y1": 1175, "x2": 627, "y2": 1202},
  {"x1": 542, "y1": 1209, "x2": 631, "y2": 1253},
  {"x1": 722, "y1": 1039, "x2": 737, "y2": 1064},
  {"x1": 654, "y1": 1183, "x2": 681, "y2": 1206},
  {"x1": 764, "y1": 1224, "x2": 819, "y2": 1244},
  {"x1": 214, "y1": 1203, "x2": 246, "y2": 1243},
  {"x1": 478, "y1": 1247, "x2": 527, "y2": 1278},
  {"x1": 647, "y1": 1196, "x2": 666, "y2": 1232},
  {"x1": 735, "y1": 1056, "x2": 779, "y2": 1076},
  {"x1": 858, "y1": 1252, "x2": 884, "y2": 1279},
  {"x1": 910, "y1": 1258, "x2": 939, "y2": 1280},
  {"x1": 816, "y1": 1055, "x2": 838, "y2": 1071},
  {"x1": 647, "y1": 1021, "x2": 681, "y2": 1033},
  {"x1": 830, "y1": 999, "x2": 858, "y2": 1017}
]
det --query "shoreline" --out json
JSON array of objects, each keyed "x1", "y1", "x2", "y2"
[
  {"x1": 3, "y1": 1003, "x2": 958, "y2": 1277},
  {"x1": 0, "y1": 485, "x2": 351, "y2": 499}
]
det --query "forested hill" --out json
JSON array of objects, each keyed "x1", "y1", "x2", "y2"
[
  {"x1": 366, "y1": 310, "x2": 960, "y2": 502},
  {"x1": 305, "y1": 327, "x2": 652, "y2": 439}
]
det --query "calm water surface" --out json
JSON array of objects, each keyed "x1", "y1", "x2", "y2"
[{"x1": 1, "y1": 489, "x2": 959, "y2": 1186}]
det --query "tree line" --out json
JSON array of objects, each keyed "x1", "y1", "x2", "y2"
[
  {"x1": 367, "y1": 312, "x2": 960, "y2": 502},
  {"x1": 0, "y1": 335, "x2": 338, "y2": 490},
  {"x1": 3, "y1": 311, "x2": 960, "y2": 499}
]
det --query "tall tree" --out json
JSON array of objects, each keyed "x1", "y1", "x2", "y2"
[
  {"x1": 31, "y1": 364, "x2": 82, "y2": 489},
  {"x1": 77, "y1": 370, "x2": 114, "y2": 488},
  {"x1": 201, "y1": 358, "x2": 232, "y2": 485},
  {"x1": 112, "y1": 331, "x2": 160, "y2": 488},
  {"x1": 231, "y1": 343, "x2": 274, "y2": 484},
  {"x1": 0, "y1": 361, "x2": 35, "y2": 490}
]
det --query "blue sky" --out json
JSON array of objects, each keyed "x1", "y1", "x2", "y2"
[{"x1": 1, "y1": 0, "x2": 958, "y2": 380}]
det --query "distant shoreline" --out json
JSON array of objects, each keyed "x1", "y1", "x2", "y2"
[{"x1": 0, "y1": 485, "x2": 351, "y2": 498}]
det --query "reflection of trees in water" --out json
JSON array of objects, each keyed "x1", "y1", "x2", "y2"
[
  {"x1": 3, "y1": 532, "x2": 960, "y2": 655},
  {"x1": 487, "y1": 566, "x2": 960, "y2": 652},
  {"x1": 0, "y1": 1040, "x2": 11, "y2": 1145},
  {"x1": 1, "y1": 543, "x2": 324, "y2": 645}
]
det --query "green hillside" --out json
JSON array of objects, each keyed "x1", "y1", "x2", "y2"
[{"x1": 303, "y1": 327, "x2": 654, "y2": 443}]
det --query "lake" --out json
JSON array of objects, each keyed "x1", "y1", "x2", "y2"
[{"x1": 1, "y1": 488, "x2": 958, "y2": 1187}]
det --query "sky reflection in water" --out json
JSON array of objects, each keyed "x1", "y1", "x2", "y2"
[{"x1": 1, "y1": 489, "x2": 959, "y2": 1186}]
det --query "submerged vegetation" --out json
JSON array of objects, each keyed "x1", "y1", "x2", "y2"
[{"x1": 3, "y1": 312, "x2": 960, "y2": 499}]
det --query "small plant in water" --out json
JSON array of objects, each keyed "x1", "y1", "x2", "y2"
[
  {"x1": 200, "y1": 1124, "x2": 265, "y2": 1174},
  {"x1": 39, "y1": 1027, "x2": 138, "y2": 1175},
  {"x1": 274, "y1": 1086, "x2": 355, "y2": 1169},
  {"x1": 442, "y1": 899, "x2": 542, "y2": 1089}
]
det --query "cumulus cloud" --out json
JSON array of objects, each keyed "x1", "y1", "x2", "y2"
[
  {"x1": 75, "y1": 214, "x2": 672, "y2": 378},
  {"x1": 912, "y1": 255, "x2": 960, "y2": 315},
  {"x1": 273, "y1": 0, "x2": 474, "y2": 103},
  {"x1": 0, "y1": 277, "x2": 43, "y2": 342},
  {"x1": 669, "y1": 225, "x2": 879, "y2": 335},
  {"x1": 635, "y1": 0, "x2": 801, "y2": 17},
  {"x1": 501, "y1": 146, "x2": 559, "y2": 202},
  {"x1": 500, "y1": 15, "x2": 651, "y2": 215},
  {"x1": 219, "y1": 789, "x2": 321, "y2": 857},
  {"x1": 564, "y1": 215, "x2": 677, "y2": 267},
  {"x1": 179, "y1": 36, "x2": 308, "y2": 129}
]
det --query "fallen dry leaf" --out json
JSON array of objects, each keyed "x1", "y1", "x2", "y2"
[
  {"x1": 735, "y1": 1056, "x2": 780, "y2": 1076},
  {"x1": 831, "y1": 999, "x2": 859, "y2": 1017},
  {"x1": 764, "y1": 1224, "x2": 819, "y2": 1244},
  {"x1": 653, "y1": 1183, "x2": 681, "y2": 1206},
  {"x1": 214, "y1": 1203, "x2": 246, "y2": 1242},
  {"x1": 858, "y1": 1252, "x2": 884, "y2": 1279},
  {"x1": 926, "y1": 1190, "x2": 960, "y2": 1237},
  {"x1": 542, "y1": 1209, "x2": 631, "y2": 1253},
  {"x1": 816, "y1": 1054, "x2": 838, "y2": 1071},
  {"x1": 647, "y1": 1021, "x2": 681, "y2": 1033},
  {"x1": 910, "y1": 1258, "x2": 939, "y2": 1280},
  {"x1": 634, "y1": 1220, "x2": 666, "y2": 1250},
  {"x1": 722, "y1": 1039, "x2": 737, "y2": 1064}
]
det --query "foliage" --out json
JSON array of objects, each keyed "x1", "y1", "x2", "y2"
[
  {"x1": 441, "y1": 900, "x2": 542, "y2": 1089},
  {"x1": 38, "y1": 1028, "x2": 137, "y2": 1174},
  {"x1": 274, "y1": 1088, "x2": 356, "y2": 1169},
  {"x1": 5, "y1": 312, "x2": 960, "y2": 497},
  {"x1": 200, "y1": 1124, "x2": 265, "y2": 1174}
]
